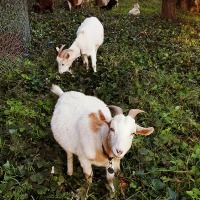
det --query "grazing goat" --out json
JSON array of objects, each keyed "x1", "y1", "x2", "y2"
[
  {"x1": 66, "y1": 0, "x2": 84, "y2": 11},
  {"x1": 100, "y1": 0, "x2": 118, "y2": 10},
  {"x1": 51, "y1": 84, "x2": 154, "y2": 191},
  {"x1": 128, "y1": 3, "x2": 140, "y2": 15},
  {"x1": 56, "y1": 17, "x2": 104, "y2": 74},
  {"x1": 32, "y1": 0, "x2": 54, "y2": 13}
]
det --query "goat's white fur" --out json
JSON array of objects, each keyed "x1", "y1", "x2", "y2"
[
  {"x1": 128, "y1": 3, "x2": 140, "y2": 15},
  {"x1": 51, "y1": 84, "x2": 154, "y2": 191},
  {"x1": 56, "y1": 17, "x2": 104, "y2": 74}
]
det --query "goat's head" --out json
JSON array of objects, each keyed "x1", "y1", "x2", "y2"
[
  {"x1": 133, "y1": 3, "x2": 139, "y2": 9},
  {"x1": 56, "y1": 45, "x2": 75, "y2": 74},
  {"x1": 107, "y1": 105, "x2": 154, "y2": 159}
]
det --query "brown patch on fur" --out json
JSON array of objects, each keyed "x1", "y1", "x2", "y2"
[
  {"x1": 89, "y1": 110, "x2": 113, "y2": 162},
  {"x1": 94, "y1": 149, "x2": 108, "y2": 162},
  {"x1": 59, "y1": 49, "x2": 73, "y2": 59},
  {"x1": 92, "y1": 145, "x2": 113, "y2": 163},
  {"x1": 88, "y1": 111, "x2": 105, "y2": 133},
  {"x1": 94, "y1": 135, "x2": 113, "y2": 163}
]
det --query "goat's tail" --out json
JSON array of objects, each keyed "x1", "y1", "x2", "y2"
[{"x1": 51, "y1": 84, "x2": 64, "y2": 97}]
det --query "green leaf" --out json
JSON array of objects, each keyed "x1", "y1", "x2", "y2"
[
  {"x1": 152, "y1": 179, "x2": 165, "y2": 190},
  {"x1": 130, "y1": 181, "x2": 137, "y2": 189},
  {"x1": 58, "y1": 175, "x2": 65, "y2": 184},
  {"x1": 36, "y1": 159, "x2": 46, "y2": 168},
  {"x1": 3, "y1": 160, "x2": 10, "y2": 169},
  {"x1": 135, "y1": 169, "x2": 145, "y2": 176},
  {"x1": 186, "y1": 191, "x2": 194, "y2": 197},
  {"x1": 193, "y1": 188, "x2": 200, "y2": 195},
  {"x1": 168, "y1": 187, "x2": 178, "y2": 200},
  {"x1": 138, "y1": 147, "x2": 148, "y2": 155},
  {"x1": 36, "y1": 185, "x2": 49, "y2": 195},
  {"x1": 30, "y1": 172, "x2": 45, "y2": 184},
  {"x1": 8, "y1": 129, "x2": 17, "y2": 134}
]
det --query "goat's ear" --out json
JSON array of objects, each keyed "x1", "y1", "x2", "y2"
[
  {"x1": 98, "y1": 110, "x2": 106, "y2": 121},
  {"x1": 136, "y1": 124, "x2": 154, "y2": 136},
  {"x1": 56, "y1": 47, "x2": 60, "y2": 52},
  {"x1": 98, "y1": 110, "x2": 111, "y2": 124},
  {"x1": 65, "y1": 53, "x2": 70, "y2": 59}
]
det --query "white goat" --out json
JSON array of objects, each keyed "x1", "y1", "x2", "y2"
[
  {"x1": 51, "y1": 84, "x2": 154, "y2": 191},
  {"x1": 128, "y1": 3, "x2": 140, "y2": 15},
  {"x1": 56, "y1": 17, "x2": 104, "y2": 74}
]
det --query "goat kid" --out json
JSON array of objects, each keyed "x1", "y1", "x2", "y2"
[
  {"x1": 67, "y1": 0, "x2": 84, "y2": 11},
  {"x1": 128, "y1": 3, "x2": 140, "y2": 15},
  {"x1": 56, "y1": 17, "x2": 104, "y2": 74},
  {"x1": 51, "y1": 84, "x2": 154, "y2": 191}
]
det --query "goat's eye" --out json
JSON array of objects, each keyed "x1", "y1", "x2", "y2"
[
  {"x1": 110, "y1": 128, "x2": 114, "y2": 132},
  {"x1": 62, "y1": 64, "x2": 64, "y2": 66},
  {"x1": 130, "y1": 133, "x2": 135, "y2": 136}
]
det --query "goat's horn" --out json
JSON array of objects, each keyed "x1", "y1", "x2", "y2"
[
  {"x1": 60, "y1": 44, "x2": 66, "y2": 51},
  {"x1": 128, "y1": 109, "x2": 144, "y2": 118},
  {"x1": 108, "y1": 105, "x2": 123, "y2": 115},
  {"x1": 58, "y1": 44, "x2": 66, "y2": 55}
]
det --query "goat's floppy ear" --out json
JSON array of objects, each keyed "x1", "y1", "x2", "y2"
[
  {"x1": 136, "y1": 124, "x2": 154, "y2": 136},
  {"x1": 98, "y1": 110, "x2": 106, "y2": 121},
  {"x1": 98, "y1": 110, "x2": 111, "y2": 123},
  {"x1": 65, "y1": 53, "x2": 70, "y2": 59},
  {"x1": 63, "y1": 49, "x2": 74, "y2": 59}
]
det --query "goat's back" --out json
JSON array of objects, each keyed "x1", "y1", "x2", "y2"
[
  {"x1": 76, "y1": 17, "x2": 104, "y2": 46},
  {"x1": 51, "y1": 91, "x2": 111, "y2": 154}
]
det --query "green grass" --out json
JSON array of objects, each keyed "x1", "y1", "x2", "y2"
[{"x1": 0, "y1": 0, "x2": 200, "y2": 199}]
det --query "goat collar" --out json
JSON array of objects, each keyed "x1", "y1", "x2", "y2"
[
  {"x1": 102, "y1": 144, "x2": 113, "y2": 161},
  {"x1": 102, "y1": 145, "x2": 114, "y2": 174}
]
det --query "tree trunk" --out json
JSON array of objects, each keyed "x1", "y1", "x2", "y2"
[{"x1": 162, "y1": 0, "x2": 177, "y2": 20}]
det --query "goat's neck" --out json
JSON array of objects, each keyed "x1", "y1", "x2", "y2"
[
  {"x1": 101, "y1": 131, "x2": 113, "y2": 158},
  {"x1": 69, "y1": 41, "x2": 81, "y2": 58}
]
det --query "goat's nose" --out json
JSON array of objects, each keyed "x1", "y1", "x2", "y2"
[{"x1": 116, "y1": 149, "x2": 123, "y2": 155}]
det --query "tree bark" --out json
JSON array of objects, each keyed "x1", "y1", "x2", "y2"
[{"x1": 162, "y1": 0, "x2": 177, "y2": 20}]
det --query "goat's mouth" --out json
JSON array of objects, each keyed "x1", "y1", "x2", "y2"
[
  {"x1": 114, "y1": 155, "x2": 122, "y2": 159},
  {"x1": 112, "y1": 153, "x2": 123, "y2": 159}
]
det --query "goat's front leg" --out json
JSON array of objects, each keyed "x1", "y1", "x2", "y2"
[
  {"x1": 114, "y1": 159, "x2": 120, "y2": 173},
  {"x1": 79, "y1": 158, "x2": 93, "y2": 183},
  {"x1": 106, "y1": 167, "x2": 115, "y2": 192},
  {"x1": 90, "y1": 50, "x2": 97, "y2": 72}
]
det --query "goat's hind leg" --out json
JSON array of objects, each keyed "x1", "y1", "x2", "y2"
[
  {"x1": 90, "y1": 50, "x2": 97, "y2": 72},
  {"x1": 82, "y1": 54, "x2": 89, "y2": 70},
  {"x1": 67, "y1": 151, "x2": 73, "y2": 176}
]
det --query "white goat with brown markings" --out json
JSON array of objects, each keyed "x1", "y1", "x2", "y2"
[
  {"x1": 56, "y1": 16, "x2": 104, "y2": 74},
  {"x1": 51, "y1": 84, "x2": 154, "y2": 191}
]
